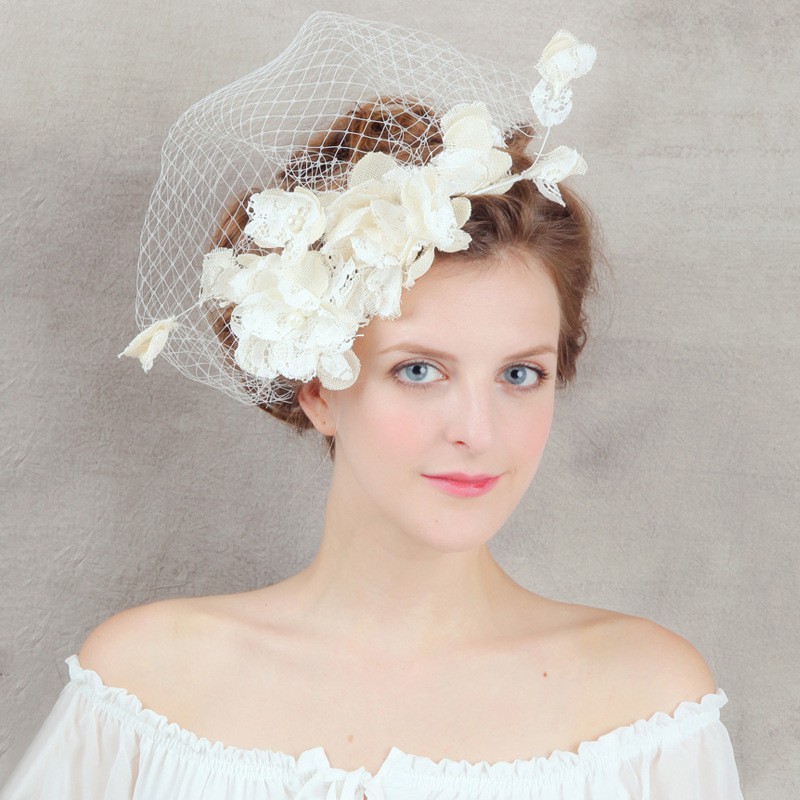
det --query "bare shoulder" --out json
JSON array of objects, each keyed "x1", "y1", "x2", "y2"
[
  {"x1": 583, "y1": 607, "x2": 718, "y2": 717},
  {"x1": 77, "y1": 594, "x2": 232, "y2": 697}
]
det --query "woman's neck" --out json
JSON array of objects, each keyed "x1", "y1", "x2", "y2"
[{"x1": 274, "y1": 494, "x2": 537, "y2": 660}]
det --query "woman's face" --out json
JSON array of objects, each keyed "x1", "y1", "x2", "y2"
[{"x1": 315, "y1": 250, "x2": 561, "y2": 553}]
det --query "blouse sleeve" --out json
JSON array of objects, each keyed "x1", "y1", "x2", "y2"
[
  {"x1": 0, "y1": 678, "x2": 139, "y2": 799},
  {"x1": 617, "y1": 694, "x2": 745, "y2": 799}
]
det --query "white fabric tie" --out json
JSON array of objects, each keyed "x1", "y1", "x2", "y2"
[{"x1": 295, "y1": 766, "x2": 388, "y2": 800}]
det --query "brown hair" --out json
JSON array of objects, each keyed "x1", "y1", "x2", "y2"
[{"x1": 208, "y1": 96, "x2": 606, "y2": 459}]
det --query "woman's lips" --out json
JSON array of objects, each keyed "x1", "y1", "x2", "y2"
[{"x1": 421, "y1": 473, "x2": 501, "y2": 497}]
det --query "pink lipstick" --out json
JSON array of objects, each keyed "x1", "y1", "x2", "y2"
[{"x1": 421, "y1": 472, "x2": 501, "y2": 497}]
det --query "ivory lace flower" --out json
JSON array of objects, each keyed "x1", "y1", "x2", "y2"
[
  {"x1": 432, "y1": 102, "x2": 513, "y2": 195},
  {"x1": 226, "y1": 251, "x2": 362, "y2": 389},
  {"x1": 200, "y1": 248, "x2": 252, "y2": 303},
  {"x1": 530, "y1": 30, "x2": 596, "y2": 127},
  {"x1": 523, "y1": 145, "x2": 588, "y2": 206},
  {"x1": 320, "y1": 152, "x2": 471, "y2": 318},
  {"x1": 244, "y1": 187, "x2": 326, "y2": 259},
  {"x1": 117, "y1": 318, "x2": 179, "y2": 373}
]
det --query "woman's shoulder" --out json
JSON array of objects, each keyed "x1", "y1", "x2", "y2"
[
  {"x1": 594, "y1": 606, "x2": 716, "y2": 688},
  {"x1": 561, "y1": 601, "x2": 719, "y2": 722},
  {"x1": 524, "y1": 594, "x2": 715, "y2": 661},
  {"x1": 77, "y1": 592, "x2": 250, "y2": 702}
]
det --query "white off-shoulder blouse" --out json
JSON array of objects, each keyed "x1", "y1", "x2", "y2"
[{"x1": 1, "y1": 654, "x2": 745, "y2": 799}]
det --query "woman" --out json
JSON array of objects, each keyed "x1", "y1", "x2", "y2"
[{"x1": 1, "y1": 12, "x2": 744, "y2": 799}]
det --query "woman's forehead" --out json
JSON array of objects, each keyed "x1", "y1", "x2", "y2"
[{"x1": 357, "y1": 255, "x2": 561, "y2": 356}]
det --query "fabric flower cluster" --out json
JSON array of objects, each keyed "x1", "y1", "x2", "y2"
[{"x1": 119, "y1": 30, "x2": 596, "y2": 392}]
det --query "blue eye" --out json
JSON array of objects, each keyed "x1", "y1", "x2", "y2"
[
  {"x1": 392, "y1": 361, "x2": 549, "y2": 392},
  {"x1": 502, "y1": 365, "x2": 544, "y2": 388},
  {"x1": 395, "y1": 362, "x2": 442, "y2": 384}
]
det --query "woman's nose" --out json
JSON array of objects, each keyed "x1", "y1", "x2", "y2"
[{"x1": 444, "y1": 380, "x2": 496, "y2": 453}]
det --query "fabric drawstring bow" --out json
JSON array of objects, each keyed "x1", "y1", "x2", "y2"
[{"x1": 294, "y1": 764, "x2": 388, "y2": 800}]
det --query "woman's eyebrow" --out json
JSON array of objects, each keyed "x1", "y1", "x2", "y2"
[{"x1": 378, "y1": 342, "x2": 558, "y2": 359}]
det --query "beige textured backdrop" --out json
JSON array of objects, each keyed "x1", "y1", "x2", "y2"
[{"x1": 1, "y1": 0, "x2": 797, "y2": 795}]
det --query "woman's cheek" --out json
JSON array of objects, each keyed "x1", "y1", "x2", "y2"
[
  {"x1": 521, "y1": 408, "x2": 554, "y2": 465},
  {"x1": 367, "y1": 395, "x2": 426, "y2": 453}
]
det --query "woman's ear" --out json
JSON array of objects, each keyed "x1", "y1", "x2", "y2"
[{"x1": 296, "y1": 379, "x2": 337, "y2": 436}]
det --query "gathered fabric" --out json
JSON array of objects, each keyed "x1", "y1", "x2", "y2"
[{"x1": 1, "y1": 654, "x2": 744, "y2": 799}]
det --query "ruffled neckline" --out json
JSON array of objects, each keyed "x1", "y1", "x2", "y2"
[{"x1": 64, "y1": 653, "x2": 729, "y2": 787}]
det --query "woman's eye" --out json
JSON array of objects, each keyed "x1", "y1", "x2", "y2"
[
  {"x1": 393, "y1": 361, "x2": 547, "y2": 390},
  {"x1": 395, "y1": 362, "x2": 442, "y2": 384},
  {"x1": 502, "y1": 364, "x2": 543, "y2": 388}
]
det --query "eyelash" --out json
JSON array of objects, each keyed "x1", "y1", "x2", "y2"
[{"x1": 391, "y1": 360, "x2": 551, "y2": 393}]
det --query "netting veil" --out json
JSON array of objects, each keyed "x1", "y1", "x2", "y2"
[{"x1": 121, "y1": 11, "x2": 596, "y2": 406}]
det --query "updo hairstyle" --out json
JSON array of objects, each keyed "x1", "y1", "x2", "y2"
[{"x1": 209, "y1": 96, "x2": 604, "y2": 459}]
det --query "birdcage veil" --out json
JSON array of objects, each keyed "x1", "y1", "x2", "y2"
[{"x1": 125, "y1": 11, "x2": 596, "y2": 406}]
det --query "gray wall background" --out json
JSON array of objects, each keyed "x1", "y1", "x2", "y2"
[{"x1": 1, "y1": 0, "x2": 797, "y2": 795}]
